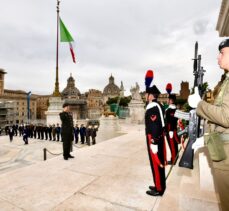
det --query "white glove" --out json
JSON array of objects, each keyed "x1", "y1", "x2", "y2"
[
  {"x1": 188, "y1": 87, "x2": 201, "y2": 108},
  {"x1": 192, "y1": 137, "x2": 204, "y2": 153},
  {"x1": 150, "y1": 144, "x2": 158, "y2": 154},
  {"x1": 169, "y1": 131, "x2": 174, "y2": 139}
]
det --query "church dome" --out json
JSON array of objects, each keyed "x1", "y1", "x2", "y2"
[
  {"x1": 103, "y1": 74, "x2": 120, "y2": 95},
  {"x1": 62, "y1": 74, "x2": 81, "y2": 98}
]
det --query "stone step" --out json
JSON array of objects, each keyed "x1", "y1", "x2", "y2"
[{"x1": 157, "y1": 146, "x2": 221, "y2": 211}]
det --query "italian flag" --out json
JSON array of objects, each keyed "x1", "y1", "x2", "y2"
[{"x1": 59, "y1": 18, "x2": 76, "y2": 63}]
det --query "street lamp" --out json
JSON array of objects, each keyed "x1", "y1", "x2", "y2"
[{"x1": 27, "y1": 91, "x2": 32, "y2": 124}]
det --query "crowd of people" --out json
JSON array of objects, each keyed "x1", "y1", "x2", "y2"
[{"x1": 3, "y1": 123, "x2": 98, "y2": 146}]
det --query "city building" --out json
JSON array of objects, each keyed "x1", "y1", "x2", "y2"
[
  {"x1": 34, "y1": 95, "x2": 50, "y2": 120},
  {"x1": 0, "y1": 68, "x2": 50, "y2": 124},
  {"x1": 178, "y1": 81, "x2": 190, "y2": 100},
  {"x1": 103, "y1": 74, "x2": 122, "y2": 103},
  {"x1": 0, "y1": 69, "x2": 37, "y2": 124},
  {"x1": 153, "y1": 81, "x2": 190, "y2": 105},
  {"x1": 0, "y1": 100, "x2": 16, "y2": 127},
  {"x1": 216, "y1": 0, "x2": 229, "y2": 37},
  {"x1": 85, "y1": 89, "x2": 103, "y2": 119},
  {"x1": 61, "y1": 74, "x2": 87, "y2": 120}
]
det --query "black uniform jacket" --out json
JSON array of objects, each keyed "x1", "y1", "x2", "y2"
[
  {"x1": 145, "y1": 100, "x2": 165, "y2": 144},
  {"x1": 59, "y1": 112, "x2": 74, "y2": 138}
]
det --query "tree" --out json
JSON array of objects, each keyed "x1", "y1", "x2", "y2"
[{"x1": 106, "y1": 96, "x2": 131, "y2": 107}]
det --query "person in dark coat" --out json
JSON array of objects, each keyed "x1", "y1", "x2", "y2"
[
  {"x1": 33, "y1": 125, "x2": 37, "y2": 139},
  {"x1": 165, "y1": 94, "x2": 180, "y2": 165},
  {"x1": 37, "y1": 125, "x2": 41, "y2": 140},
  {"x1": 52, "y1": 124, "x2": 56, "y2": 141},
  {"x1": 9, "y1": 127, "x2": 14, "y2": 142},
  {"x1": 59, "y1": 103, "x2": 74, "y2": 160},
  {"x1": 56, "y1": 123, "x2": 61, "y2": 141},
  {"x1": 86, "y1": 125, "x2": 92, "y2": 146},
  {"x1": 30, "y1": 124, "x2": 34, "y2": 138},
  {"x1": 23, "y1": 126, "x2": 29, "y2": 144},
  {"x1": 19, "y1": 125, "x2": 23, "y2": 136},
  {"x1": 80, "y1": 124, "x2": 86, "y2": 144},
  {"x1": 44, "y1": 125, "x2": 48, "y2": 140},
  {"x1": 91, "y1": 125, "x2": 98, "y2": 145},
  {"x1": 48, "y1": 125, "x2": 52, "y2": 141},
  {"x1": 12, "y1": 125, "x2": 17, "y2": 136},
  {"x1": 145, "y1": 85, "x2": 166, "y2": 196},
  {"x1": 74, "y1": 124, "x2": 80, "y2": 144}
]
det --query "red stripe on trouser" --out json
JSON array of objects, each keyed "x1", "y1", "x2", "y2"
[
  {"x1": 147, "y1": 134, "x2": 152, "y2": 142},
  {"x1": 152, "y1": 153, "x2": 162, "y2": 191},
  {"x1": 163, "y1": 135, "x2": 167, "y2": 165},
  {"x1": 169, "y1": 138, "x2": 176, "y2": 163},
  {"x1": 148, "y1": 138, "x2": 162, "y2": 191}
]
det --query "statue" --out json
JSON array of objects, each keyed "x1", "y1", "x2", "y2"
[
  {"x1": 128, "y1": 82, "x2": 145, "y2": 124},
  {"x1": 130, "y1": 82, "x2": 142, "y2": 101}
]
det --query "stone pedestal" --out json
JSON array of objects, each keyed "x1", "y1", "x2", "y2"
[
  {"x1": 97, "y1": 115, "x2": 121, "y2": 141},
  {"x1": 128, "y1": 99, "x2": 145, "y2": 124},
  {"x1": 99, "y1": 115, "x2": 121, "y2": 131},
  {"x1": 45, "y1": 97, "x2": 64, "y2": 125}
]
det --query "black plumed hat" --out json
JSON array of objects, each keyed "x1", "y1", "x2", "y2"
[
  {"x1": 146, "y1": 85, "x2": 161, "y2": 95},
  {"x1": 168, "y1": 94, "x2": 176, "y2": 101}
]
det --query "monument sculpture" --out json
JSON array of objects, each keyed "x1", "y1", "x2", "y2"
[{"x1": 128, "y1": 82, "x2": 145, "y2": 123}]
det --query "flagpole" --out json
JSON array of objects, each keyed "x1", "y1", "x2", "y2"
[{"x1": 53, "y1": 0, "x2": 61, "y2": 97}]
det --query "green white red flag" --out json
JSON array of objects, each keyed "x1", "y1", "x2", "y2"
[{"x1": 59, "y1": 18, "x2": 76, "y2": 63}]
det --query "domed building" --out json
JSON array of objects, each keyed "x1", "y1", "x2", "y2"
[
  {"x1": 62, "y1": 73, "x2": 81, "y2": 99},
  {"x1": 103, "y1": 74, "x2": 123, "y2": 103},
  {"x1": 61, "y1": 74, "x2": 87, "y2": 120}
]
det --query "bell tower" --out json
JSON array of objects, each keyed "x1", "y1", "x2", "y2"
[{"x1": 0, "y1": 69, "x2": 6, "y2": 96}]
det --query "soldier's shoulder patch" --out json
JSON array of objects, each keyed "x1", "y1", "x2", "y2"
[{"x1": 150, "y1": 115, "x2": 157, "y2": 121}]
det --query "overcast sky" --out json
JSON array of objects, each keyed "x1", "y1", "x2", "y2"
[{"x1": 0, "y1": 0, "x2": 224, "y2": 96}]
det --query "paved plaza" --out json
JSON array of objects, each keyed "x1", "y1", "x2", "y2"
[
  {"x1": 0, "y1": 123, "x2": 220, "y2": 211},
  {"x1": 0, "y1": 126, "x2": 126, "y2": 175}
]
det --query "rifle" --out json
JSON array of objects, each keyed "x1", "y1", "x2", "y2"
[{"x1": 175, "y1": 42, "x2": 205, "y2": 169}]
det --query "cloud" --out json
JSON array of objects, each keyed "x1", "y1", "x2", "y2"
[
  {"x1": 0, "y1": 0, "x2": 222, "y2": 96},
  {"x1": 193, "y1": 20, "x2": 209, "y2": 35}
]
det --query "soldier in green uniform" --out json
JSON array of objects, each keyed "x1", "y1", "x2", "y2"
[
  {"x1": 189, "y1": 39, "x2": 229, "y2": 211},
  {"x1": 59, "y1": 103, "x2": 74, "y2": 160}
]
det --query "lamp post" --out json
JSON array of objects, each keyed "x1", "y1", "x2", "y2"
[{"x1": 27, "y1": 91, "x2": 32, "y2": 124}]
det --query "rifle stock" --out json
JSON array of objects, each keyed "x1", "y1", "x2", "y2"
[
  {"x1": 178, "y1": 110, "x2": 198, "y2": 169},
  {"x1": 178, "y1": 137, "x2": 194, "y2": 169}
]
